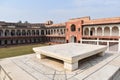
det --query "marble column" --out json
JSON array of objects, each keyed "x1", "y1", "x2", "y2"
[
  {"x1": 110, "y1": 27, "x2": 112, "y2": 36},
  {"x1": 102, "y1": 27, "x2": 104, "y2": 36},
  {"x1": 95, "y1": 27, "x2": 97, "y2": 36},
  {"x1": 88, "y1": 27, "x2": 91, "y2": 36}
]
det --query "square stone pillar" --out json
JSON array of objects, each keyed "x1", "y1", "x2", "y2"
[
  {"x1": 102, "y1": 28, "x2": 104, "y2": 36},
  {"x1": 88, "y1": 28, "x2": 91, "y2": 36},
  {"x1": 36, "y1": 53, "x2": 46, "y2": 59},
  {"x1": 110, "y1": 27, "x2": 112, "y2": 36},
  {"x1": 80, "y1": 39, "x2": 82, "y2": 44},
  {"x1": 2, "y1": 29, "x2": 5, "y2": 37},
  {"x1": 64, "y1": 62, "x2": 78, "y2": 71},
  {"x1": 118, "y1": 39, "x2": 120, "y2": 52},
  {"x1": 39, "y1": 30, "x2": 41, "y2": 35},
  {"x1": 97, "y1": 38, "x2": 99, "y2": 45},
  {"x1": 83, "y1": 28, "x2": 85, "y2": 36},
  {"x1": 95, "y1": 28, "x2": 97, "y2": 36},
  {"x1": 98, "y1": 52, "x2": 105, "y2": 56}
]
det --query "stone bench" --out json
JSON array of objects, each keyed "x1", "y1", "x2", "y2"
[{"x1": 33, "y1": 43, "x2": 107, "y2": 71}]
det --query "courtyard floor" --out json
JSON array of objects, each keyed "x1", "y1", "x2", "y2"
[{"x1": 0, "y1": 51, "x2": 120, "y2": 80}]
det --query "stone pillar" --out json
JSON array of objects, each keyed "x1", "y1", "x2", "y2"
[
  {"x1": 2, "y1": 29, "x2": 5, "y2": 37},
  {"x1": 64, "y1": 62, "x2": 78, "y2": 71},
  {"x1": 83, "y1": 28, "x2": 85, "y2": 36},
  {"x1": 9, "y1": 29, "x2": 11, "y2": 37},
  {"x1": 118, "y1": 39, "x2": 120, "y2": 52},
  {"x1": 110, "y1": 27, "x2": 112, "y2": 36},
  {"x1": 25, "y1": 30, "x2": 27, "y2": 36},
  {"x1": 107, "y1": 41, "x2": 109, "y2": 51},
  {"x1": 62, "y1": 29, "x2": 64, "y2": 35},
  {"x1": 119, "y1": 28, "x2": 120, "y2": 36},
  {"x1": 98, "y1": 52, "x2": 105, "y2": 56},
  {"x1": 34, "y1": 30, "x2": 36, "y2": 36},
  {"x1": 102, "y1": 27, "x2": 104, "y2": 36},
  {"x1": 21, "y1": 29, "x2": 22, "y2": 36},
  {"x1": 39, "y1": 30, "x2": 41, "y2": 35},
  {"x1": 97, "y1": 38, "x2": 99, "y2": 45},
  {"x1": 44, "y1": 30, "x2": 46, "y2": 35},
  {"x1": 88, "y1": 27, "x2": 91, "y2": 36},
  {"x1": 30, "y1": 30, "x2": 32, "y2": 36},
  {"x1": 15, "y1": 29, "x2": 17, "y2": 36},
  {"x1": 36, "y1": 53, "x2": 46, "y2": 59},
  {"x1": 80, "y1": 39, "x2": 82, "y2": 44},
  {"x1": 59, "y1": 29, "x2": 61, "y2": 35},
  {"x1": 95, "y1": 27, "x2": 97, "y2": 36}
]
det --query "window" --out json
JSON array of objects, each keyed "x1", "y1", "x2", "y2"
[
  {"x1": 78, "y1": 28, "x2": 80, "y2": 31},
  {"x1": 66, "y1": 28, "x2": 68, "y2": 32},
  {"x1": 71, "y1": 24, "x2": 76, "y2": 31},
  {"x1": 66, "y1": 40, "x2": 69, "y2": 43}
]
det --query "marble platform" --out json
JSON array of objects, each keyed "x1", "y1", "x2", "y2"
[{"x1": 33, "y1": 43, "x2": 107, "y2": 71}]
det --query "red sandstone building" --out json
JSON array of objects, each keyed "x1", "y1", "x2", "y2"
[
  {"x1": 0, "y1": 16, "x2": 120, "y2": 52},
  {"x1": 66, "y1": 16, "x2": 120, "y2": 42}
]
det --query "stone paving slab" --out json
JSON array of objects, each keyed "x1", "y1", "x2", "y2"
[
  {"x1": 84, "y1": 65, "x2": 119, "y2": 80},
  {"x1": 84, "y1": 55, "x2": 120, "y2": 80},
  {"x1": 0, "y1": 59, "x2": 36, "y2": 80}
]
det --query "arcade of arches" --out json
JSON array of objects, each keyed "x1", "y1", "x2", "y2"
[
  {"x1": 83, "y1": 26, "x2": 119, "y2": 36},
  {"x1": 1, "y1": 16, "x2": 120, "y2": 53},
  {"x1": 0, "y1": 28, "x2": 65, "y2": 45}
]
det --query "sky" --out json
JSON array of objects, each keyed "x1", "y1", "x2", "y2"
[{"x1": 0, "y1": 0, "x2": 120, "y2": 23}]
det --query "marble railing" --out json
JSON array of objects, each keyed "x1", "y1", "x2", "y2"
[{"x1": 80, "y1": 39, "x2": 119, "y2": 53}]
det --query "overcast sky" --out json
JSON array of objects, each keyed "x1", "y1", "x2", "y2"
[{"x1": 0, "y1": 0, "x2": 120, "y2": 23}]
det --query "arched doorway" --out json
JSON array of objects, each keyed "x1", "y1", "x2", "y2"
[
  {"x1": 104, "y1": 27, "x2": 110, "y2": 36},
  {"x1": 11, "y1": 30, "x2": 15, "y2": 36},
  {"x1": 84, "y1": 28, "x2": 89, "y2": 36},
  {"x1": 16, "y1": 30, "x2": 21, "y2": 36},
  {"x1": 5, "y1": 30, "x2": 9, "y2": 36},
  {"x1": 112, "y1": 26, "x2": 119, "y2": 36},
  {"x1": 22, "y1": 30, "x2": 26, "y2": 36},
  {"x1": 70, "y1": 36, "x2": 77, "y2": 43},
  {"x1": 97, "y1": 27, "x2": 102, "y2": 36},
  {"x1": 91, "y1": 28, "x2": 95, "y2": 36}
]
